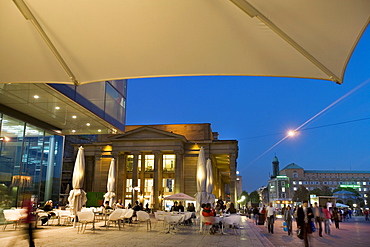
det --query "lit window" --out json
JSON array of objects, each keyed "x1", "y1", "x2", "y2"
[
  {"x1": 299, "y1": 181, "x2": 302, "y2": 185},
  {"x1": 363, "y1": 182, "x2": 367, "y2": 185},
  {"x1": 163, "y1": 154, "x2": 176, "y2": 172},
  {"x1": 292, "y1": 181, "x2": 297, "y2": 185},
  {"x1": 364, "y1": 188, "x2": 368, "y2": 192},
  {"x1": 293, "y1": 187, "x2": 297, "y2": 191},
  {"x1": 282, "y1": 187, "x2": 285, "y2": 192}
]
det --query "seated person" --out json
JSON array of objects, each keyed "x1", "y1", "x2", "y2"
[
  {"x1": 187, "y1": 203, "x2": 195, "y2": 212},
  {"x1": 115, "y1": 199, "x2": 124, "y2": 209},
  {"x1": 171, "y1": 201, "x2": 179, "y2": 212},
  {"x1": 104, "y1": 201, "x2": 113, "y2": 209},
  {"x1": 202, "y1": 203, "x2": 219, "y2": 234},
  {"x1": 40, "y1": 200, "x2": 56, "y2": 225},
  {"x1": 226, "y1": 202, "x2": 237, "y2": 214},
  {"x1": 178, "y1": 202, "x2": 185, "y2": 212}
]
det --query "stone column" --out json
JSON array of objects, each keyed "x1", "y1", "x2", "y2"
[
  {"x1": 229, "y1": 154, "x2": 237, "y2": 203},
  {"x1": 153, "y1": 151, "x2": 163, "y2": 210},
  {"x1": 117, "y1": 153, "x2": 126, "y2": 203},
  {"x1": 174, "y1": 151, "x2": 184, "y2": 193},
  {"x1": 132, "y1": 151, "x2": 140, "y2": 204},
  {"x1": 140, "y1": 153, "x2": 146, "y2": 203},
  {"x1": 153, "y1": 151, "x2": 159, "y2": 210}
]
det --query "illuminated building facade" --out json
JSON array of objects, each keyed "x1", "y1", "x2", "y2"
[
  {"x1": 69, "y1": 123, "x2": 238, "y2": 210},
  {"x1": 279, "y1": 163, "x2": 370, "y2": 206}
]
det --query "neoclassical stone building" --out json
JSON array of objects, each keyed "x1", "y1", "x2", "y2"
[{"x1": 74, "y1": 123, "x2": 238, "y2": 210}]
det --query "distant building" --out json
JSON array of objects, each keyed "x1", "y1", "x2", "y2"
[
  {"x1": 267, "y1": 156, "x2": 292, "y2": 208},
  {"x1": 279, "y1": 162, "x2": 370, "y2": 206}
]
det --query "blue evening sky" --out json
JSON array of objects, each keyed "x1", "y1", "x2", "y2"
[{"x1": 126, "y1": 26, "x2": 370, "y2": 193}]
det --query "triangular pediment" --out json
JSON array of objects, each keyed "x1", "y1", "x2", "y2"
[{"x1": 109, "y1": 126, "x2": 187, "y2": 141}]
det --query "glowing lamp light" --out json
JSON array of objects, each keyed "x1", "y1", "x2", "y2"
[{"x1": 287, "y1": 130, "x2": 297, "y2": 136}]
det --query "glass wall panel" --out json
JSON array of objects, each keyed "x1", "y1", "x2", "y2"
[
  {"x1": 0, "y1": 114, "x2": 64, "y2": 210},
  {"x1": 105, "y1": 82, "x2": 126, "y2": 127},
  {"x1": 0, "y1": 115, "x2": 25, "y2": 207}
]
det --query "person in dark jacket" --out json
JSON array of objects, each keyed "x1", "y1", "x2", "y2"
[
  {"x1": 297, "y1": 201, "x2": 314, "y2": 247},
  {"x1": 40, "y1": 200, "x2": 55, "y2": 225}
]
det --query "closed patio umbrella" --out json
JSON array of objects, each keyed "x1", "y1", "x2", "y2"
[
  {"x1": 104, "y1": 158, "x2": 116, "y2": 207},
  {"x1": 206, "y1": 158, "x2": 216, "y2": 205},
  {"x1": 195, "y1": 147, "x2": 208, "y2": 214},
  {"x1": 68, "y1": 146, "x2": 87, "y2": 226}
]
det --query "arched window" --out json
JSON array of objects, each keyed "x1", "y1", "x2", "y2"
[{"x1": 293, "y1": 172, "x2": 298, "y2": 178}]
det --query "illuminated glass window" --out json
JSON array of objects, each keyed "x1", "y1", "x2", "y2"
[
  {"x1": 292, "y1": 181, "x2": 297, "y2": 185},
  {"x1": 293, "y1": 187, "x2": 297, "y2": 191},
  {"x1": 126, "y1": 179, "x2": 132, "y2": 192},
  {"x1": 126, "y1": 155, "x2": 133, "y2": 172},
  {"x1": 144, "y1": 155, "x2": 154, "y2": 172},
  {"x1": 144, "y1": 179, "x2": 153, "y2": 193},
  {"x1": 163, "y1": 178, "x2": 174, "y2": 192},
  {"x1": 163, "y1": 154, "x2": 175, "y2": 172}
]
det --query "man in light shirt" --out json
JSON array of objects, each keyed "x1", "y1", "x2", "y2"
[{"x1": 265, "y1": 202, "x2": 276, "y2": 234}]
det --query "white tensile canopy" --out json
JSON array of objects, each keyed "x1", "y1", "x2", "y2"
[{"x1": 1, "y1": 0, "x2": 369, "y2": 85}]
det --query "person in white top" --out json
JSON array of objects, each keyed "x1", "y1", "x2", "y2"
[{"x1": 265, "y1": 202, "x2": 276, "y2": 234}]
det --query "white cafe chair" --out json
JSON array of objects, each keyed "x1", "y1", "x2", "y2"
[
  {"x1": 136, "y1": 211, "x2": 152, "y2": 231},
  {"x1": 121, "y1": 209, "x2": 134, "y2": 226},
  {"x1": 223, "y1": 214, "x2": 241, "y2": 235},
  {"x1": 2, "y1": 210, "x2": 23, "y2": 231},
  {"x1": 154, "y1": 211, "x2": 165, "y2": 229},
  {"x1": 164, "y1": 215, "x2": 182, "y2": 234},
  {"x1": 106, "y1": 209, "x2": 124, "y2": 230},
  {"x1": 77, "y1": 211, "x2": 95, "y2": 234},
  {"x1": 201, "y1": 216, "x2": 220, "y2": 234}
]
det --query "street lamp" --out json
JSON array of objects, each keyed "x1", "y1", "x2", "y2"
[{"x1": 287, "y1": 130, "x2": 298, "y2": 137}]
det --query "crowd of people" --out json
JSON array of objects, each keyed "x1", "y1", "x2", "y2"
[{"x1": 247, "y1": 201, "x2": 366, "y2": 247}]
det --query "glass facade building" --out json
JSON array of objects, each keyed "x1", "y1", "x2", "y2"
[
  {"x1": 0, "y1": 114, "x2": 64, "y2": 208},
  {"x1": 0, "y1": 80, "x2": 127, "y2": 211}
]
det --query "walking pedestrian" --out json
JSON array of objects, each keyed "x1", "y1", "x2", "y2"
[
  {"x1": 333, "y1": 207, "x2": 340, "y2": 229},
  {"x1": 322, "y1": 205, "x2": 332, "y2": 235},
  {"x1": 284, "y1": 205, "x2": 293, "y2": 236},
  {"x1": 265, "y1": 202, "x2": 276, "y2": 234},
  {"x1": 297, "y1": 200, "x2": 314, "y2": 247},
  {"x1": 253, "y1": 206, "x2": 259, "y2": 225},
  {"x1": 313, "y1": 202, "x2": 323, "y2": 237}
]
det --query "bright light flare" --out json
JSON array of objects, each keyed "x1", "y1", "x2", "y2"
[{"x1": 287, "y1": 130, "x2": 298, "y2": 137}]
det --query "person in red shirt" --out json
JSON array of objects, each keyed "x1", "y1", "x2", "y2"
[{"x1": 202, "y1": 203, "x2": 218, "y2": 234}]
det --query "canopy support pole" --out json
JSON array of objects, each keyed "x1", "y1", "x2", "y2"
[{"x1": 13, "y1": 0, "x2": 80, "y2": 86}]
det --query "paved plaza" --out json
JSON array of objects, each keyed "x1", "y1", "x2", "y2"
[{"x1": 1, "y1": 215, "x2": 369, "y2": 247}]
